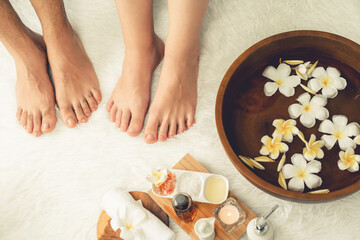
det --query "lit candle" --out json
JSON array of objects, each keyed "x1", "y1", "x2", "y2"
[{"x1": 219, "y1": 205, "x2": 240, "y2": 225}]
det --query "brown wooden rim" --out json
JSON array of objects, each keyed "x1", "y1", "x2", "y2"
[{"x1": 215, "y1": 30, "x2": 360, "y2": 202}]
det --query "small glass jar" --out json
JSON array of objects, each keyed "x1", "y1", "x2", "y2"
[
  {"x1": 213, "y1": 197, "x2": 246, "y2": 232},
  {"x1": 172, "y1": 192, "x2": 197, "y2": 222}
]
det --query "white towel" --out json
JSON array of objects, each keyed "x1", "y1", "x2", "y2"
[{"x1": 102, "y1": 189, "x2": 175, "y2": 240}]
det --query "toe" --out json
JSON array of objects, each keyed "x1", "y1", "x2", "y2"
[
  {"x1": 41, "y1": 108, "x2": 57, "y2": 133},
  {"x1": 60, "y1": 106, "x2": 78, "y2": 128},
  {"x1": 106, "y1": 99, "x2": 114, "y2": 112},
  {"x1": 109, "y1": 106, "x2": 118, "y2": 122},
  {"x1": 158, "y1": 120, "x2": 169, "y2": 141},
  {"x1": 120, "y1": 109, "x2": 131, "y2": 132},
  {"x1": 177, "y1": 120, "x2": 186, "y2": 134},
  {"x1": 74, "y1": 103, "x2": 88, "y2": 123},
  {"x1": 127, "y1": 111, "x2": 146, "y2": 137},
  {"x1": 168, "y1": 121, "x2": 177, "y2": 138},
  {"x1": 115, "y1": 109, "x2": 122, "y2": 128},
  {"x1": 32, "y1": 113, "x2": 42, "y2": 137},
  {"x1": 86, "y1": 93, "x2": 98, "y2": 112},
  {"x1": 144, "y1": 116, "x2": 159, "y2": 144},
  {"x1": 16, "y1": 108, "x2": 22, "y2": 122},
  {"x1": 80, "y1": 98, "x2": 92, "y2": 118},
  {"x1": 91, "y1": 89, "x2": 102, "y2": 104},
  {"x1": 20, "y1": 111, "x2": 28, "y2": 128},
  {"x1": 186, "y1": 114, "x2": 195, "y2": 128},
  {"x1": 26, "y1": 114, "x2": 33, "y2": 134}
]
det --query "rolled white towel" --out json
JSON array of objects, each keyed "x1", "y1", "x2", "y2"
[{"x1": 102, "y1": 189, "x2": 175, "y2": 240}]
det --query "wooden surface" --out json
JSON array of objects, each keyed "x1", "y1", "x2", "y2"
[
  {"x1": 148, "y1": 154, "x2": 257, "y2": 240},
  {"x1": 97, "y1": 191, "x2": 169, "y2": 240},
  {"x1": 215, "y1": 30, "x2": 360, "y2": 201}
]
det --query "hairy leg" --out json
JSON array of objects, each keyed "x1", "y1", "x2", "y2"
[
  {"x1": 30, "y1": 0, "x2": 102, "y2": 128},
  {"x1": 0, "y1": 0, "x2": 56, "y2": 136},
  {"x1": 143, "y1": 0, "x2": 209, "y2": 144},
  {"x1": 106, "y1": 0, "x2": 164, "y2": 137}
]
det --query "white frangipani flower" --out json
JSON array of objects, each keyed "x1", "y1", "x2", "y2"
[
  {"x1": 262, "y1": 63, "x2": 301, "y2": 97},
  {"x1": 260, "y1": 135, "x2": 289, "y2": 160},
  {"x1": 355, "y1": 135, "x2": 360, "y2": 145},
  {"x1": 319, "y1": 115, "x2": 360, "y2": 150},
  {"x1": 303, "y1": 134, "x2": 325, "y2": 161},
  {"x1": 307, "y1": 67, "x2": 347, "y2": 98},
  {"x1": 272, "y1": 119, "x2": 299, "y2": 143},
  {"x1": 110, "y1": 206, "x2": 147, "y2": 240},
  {"x1": 282, "y1": 154, "x2": 322, "y2": 192},
  {"x1": 288, "y1": 93, "x2": 329, "y2": 128},
  {"x1": 338, "y1": 147, "x2": 360, "y2": 172}
]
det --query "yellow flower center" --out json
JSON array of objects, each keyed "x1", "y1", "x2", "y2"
[
  {"x1": 320, "y1": 77, "x2": 331, "y2": 87},
  {"x1": 275, "y1": 79, "x2": 283, "y2": 86},
  {"x1": 343, "y1": 154, "x2": 355, "y2": 167},
  {"x1": 334, "y1": 131, "x2": 343, "y2": 139},
  {"x1": 297, "y1": 170, "x2": 306, "y2": 179},
  {"x1": 303, "y1": 104, "x2": 311, "y2": 112},
  {"x1": 125, "y1": 222, "x2": 133, "y2": 230}
]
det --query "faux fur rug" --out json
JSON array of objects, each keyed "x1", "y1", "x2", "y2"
[{"x1": 1, "y1": 0, "x2": 360, "y2": 239}]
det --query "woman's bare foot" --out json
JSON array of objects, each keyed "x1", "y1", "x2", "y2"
[
  {"x1": 15, "y1": 31, "x2": 57, "y2": 137},
  {"x1": 143, "y1": 45, "x2": 198, "y2": 144},
  {"x1": 44, "y1": 26, "x2": 102, "y2": 128},
  {"x1": 106, "y1": 35, "x2": 164, "y2": 137}
]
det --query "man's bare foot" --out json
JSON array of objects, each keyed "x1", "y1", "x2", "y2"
[
  {"x1": 15, "y1": 31, "x2": 57, "y2": 137},
  {"x1": 143, "y1": 45, "x2": 198, "y2": 144},
  {"x1": 44, "y1": 26, "x2": 102, "y2": 128},
  {"x1": 106, "y1": 35, "x2": 164, "y2": 137}
]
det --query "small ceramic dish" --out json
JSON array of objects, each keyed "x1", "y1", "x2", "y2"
[{"x1": 151, "y1": 169, "x2": 229, "y2": 204}]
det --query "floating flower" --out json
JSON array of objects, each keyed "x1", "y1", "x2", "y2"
[
  {"x1": 355, "y1": 135, "x2": 360, "y2": 145},
  {"x1": 295, "y1": 61, "x2": 311, "y2": 80},
  {"x1": 262, "y1": 63, "x2": 301, "y2": 97},
  {"x1": 303, "y1": 134, "x2": 325, "y2": 161},
  {"x1": 272, "y1": 119, "x2": 299, "y2": 143},
  {"x1": 319, "y1": 115, "x2": 360, "y2": 150},
  {"x1": 110, "y1": 206, "x2": 147, "y2": 240},
  {"x1": 307, "y1": 66, "x2": 347, "y2": 98},
  {"x1": 288, "y1": 93, "x2": 329, "y2": 128},
  {"x1": 146, "y1": 169, "x2": 168, "y2": 187},
  {"x1": 282, "y1": 154, "x2": 322, "y2": 192},
  {"x1": 338, "y1": 147, "x2": 360, "y2": 172},
  {"x1": 260, "y1": 135, "x2": 289, "y2": 159}
]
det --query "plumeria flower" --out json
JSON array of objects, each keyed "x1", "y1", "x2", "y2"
[
  {"x1": 260, "y1": 135, "x2": 289, "y2": 159},
  {"x1": 111, "y1": 206, "x2": 147, "y2": 240},
  {"x1": 272, "y1": 119, "x2": 299, "y2": 143},
  {"x1": 338, "y1": 147, "x2": 360, "y2": 172},
  {"x1": 288, "y1": 93, "x2": 329, "y2": 128},
  {"x1": 303, "y1": 134, "x2": 325, "y2": 161},
  {"x1": 355, "y1": 135, "x2": 360, "y2": 145},
  {"x1": 295, "y1": 61, "x2": 311, "y2": 80},
  {"x1": 282, "y1": 154, "x2": 322, "y2": 192},
  {"x1": 319, "y1": 115, "x2": 360, "y2": 150},
  {"x1": 307, "y1": 66, "x2": 347, "y2": 98},
  {"x1": 146, "y1": 169, "x2": 168, "y2": 187},
  {"x1": 262, "y1": 63, "x2": 301, "y2": 97}
]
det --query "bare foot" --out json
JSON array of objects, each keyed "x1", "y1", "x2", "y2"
[
  {"x1": 15, "y1": 31, "x2": 57, "y2": 137},
  {"x1": 44, "y1": 26, "x2": 102, "y2": 128},
  {"x1": 143, "y1": 45, "x2": 198, "y2": 144},
  {"x1": 106, "y1": 35, "x2": 164, "y2": 136}
]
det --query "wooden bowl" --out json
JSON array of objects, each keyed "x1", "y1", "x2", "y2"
[{"x1": 215, "y1": 30, "x2": 360, "y2": 201}]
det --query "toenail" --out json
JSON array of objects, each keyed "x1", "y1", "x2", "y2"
[
  {"x1": 67, "y1": 118, "x2": 76, "y2": 125},
  {"x1": 120, "y1": 126, "x2": 126, "y2": 131},
  {"x1": 81, "y1": 118, "x2": 87, "y2": 123},
  {"x1": 128, "y1": 128, "x2": 135, "y2": 133},
  {"x1": 159, "y1": 135, "x2": 165, "y2": 140},
  {"x1": 43, "y1": 123, "x2": 50, "y2": 130},
  {"x1": 146, "y1": 134, "x2": 155, "y2": 140}
]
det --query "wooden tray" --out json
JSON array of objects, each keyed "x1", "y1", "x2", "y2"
[
  {"x1": 97, "y1": 191, "x2": 169, "y2": 240},
  {"x1": 148, "y1": 154, "x2": 257, "y2": 240},
  {"x1": 215, "y1": 30, "x2": 360, "y2": 201}
]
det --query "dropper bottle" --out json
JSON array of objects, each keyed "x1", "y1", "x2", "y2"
[{"x1": 247, "y1": 204, "x2": 279, "y2": 240}]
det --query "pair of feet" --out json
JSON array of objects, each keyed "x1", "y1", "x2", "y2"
[
  {"x1": 106, "y1": 35, "x2": 198, "y2": 144},
  {"x1": 15, "y1": 29, "x2": 197, "y2": 143},
  {"x1": 15, "y1": 26, "x2": 101, "y2": 137}
]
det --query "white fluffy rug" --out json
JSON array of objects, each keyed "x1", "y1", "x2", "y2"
[{"x1": 1, "y1": 0, "x2": 360, "y2": 239}]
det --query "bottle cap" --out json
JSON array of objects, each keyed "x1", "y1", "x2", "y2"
[{"x1": 172, "y1": 193, "x2": 191, "y2": 212}]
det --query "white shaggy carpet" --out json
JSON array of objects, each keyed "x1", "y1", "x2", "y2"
[{"x1": 1, "y1": 0, "x2": 360, "y2": 239}]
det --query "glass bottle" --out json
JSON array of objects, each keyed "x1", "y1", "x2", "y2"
[{"x1": 172, "y1": 192, "x2": 197, "y2": 222}]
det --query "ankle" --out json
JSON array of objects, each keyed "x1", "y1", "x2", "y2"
[
  {"x1": 43, "y1": 21, "x2": 74, "y2": 45},
  {"x1": 164, "y1": 41, "x2": 200, "y2": 63}
]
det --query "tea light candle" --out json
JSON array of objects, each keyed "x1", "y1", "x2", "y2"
[{"x1": 219, "y1": 205, "x2": 240, "y2": 225}]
